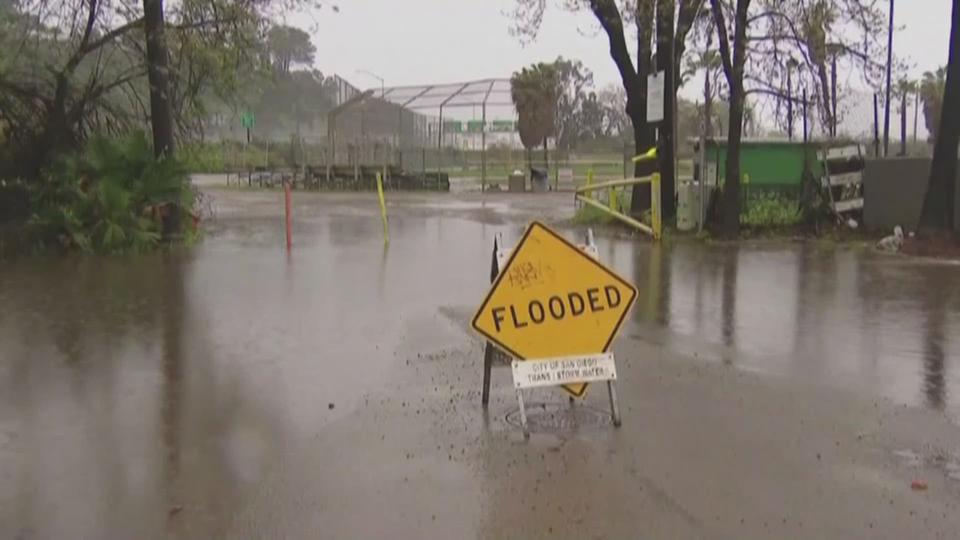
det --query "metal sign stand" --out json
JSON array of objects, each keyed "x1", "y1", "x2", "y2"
[
  {"x1": 512, "y1": 353, "x2": 621, "y2": 437},
  {"x1": 480, "y1": 229, "x2": 623, "y2": 438}
]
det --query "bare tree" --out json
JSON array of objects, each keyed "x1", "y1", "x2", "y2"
[{"x1": 732, "y1": 0, "x2": 886, "y2": 137}]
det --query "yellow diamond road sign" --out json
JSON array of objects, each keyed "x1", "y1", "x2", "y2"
[{"x1": 472, "y1": 221, "x2": 638, "y2": 397}]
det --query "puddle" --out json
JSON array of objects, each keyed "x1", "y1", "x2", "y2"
[{"x1": 505, "y1": 401, "x2": 614, "y2": 433}]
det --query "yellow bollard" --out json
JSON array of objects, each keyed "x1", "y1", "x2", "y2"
[
  {"x1": 376, "y1": 172, "x2": 389, "y2": 245},
  {"x1": 651, "y1": 172, "x2": 662, "y2": 240},
  {"x1": 608, "y1": 186, "x2": 618, "y2": 213},
  {"x1": 586, "y1": 168, "x2": 594, "y2": 187}
]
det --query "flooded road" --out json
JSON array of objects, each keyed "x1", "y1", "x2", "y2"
[
  {"x1": 619, "y1": 237, "x2": 960, "y2": 419},
  {"x1": 2, "y1": 189, "x2": 960, "y2": 538}
]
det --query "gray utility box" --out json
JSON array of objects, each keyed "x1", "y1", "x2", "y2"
[{"x1": 508, "y1": 171, "x2": 526, "y2": 192}]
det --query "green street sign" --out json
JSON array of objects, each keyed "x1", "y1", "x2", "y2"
[
  {"x1": 241, "y1": 112, "x2": 255, "y2": 128},
  {"x1": 467, "y1": 120, "x2": 485, "y2": 133}
]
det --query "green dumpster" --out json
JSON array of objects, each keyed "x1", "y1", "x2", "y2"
[{"x1": 695, "y1": 138, "x2": 825, "y2": 195}]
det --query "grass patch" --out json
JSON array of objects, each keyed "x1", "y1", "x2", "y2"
[
  {"x1": 572, "y1": 188, "x2": 638, "y2": 226},
  {"x1": 741, "y1": 192, "x2": 802, "y2": 228},
  {"x1": 572, "y1": 204, "x2": 616, "y2": 225}
]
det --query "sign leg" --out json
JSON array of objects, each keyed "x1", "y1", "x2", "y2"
[
  {"x1": 607, "y1": 380, "x2": 622, "y2": 427},
  {"x1": 516, "y1": 389, "x2": 530, "y2": 438},
  {"x1": 481, "y1": 342, "x2": 494, "y2": 407}
]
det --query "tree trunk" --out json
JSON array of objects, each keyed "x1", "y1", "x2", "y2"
[
  {"x1": 711, "y1": 0, "x2": 751, "y2": 237},
  {"x1": 723, "y1": 81, "x2": 745, "y2": 236},
  {"x1": 900, "y1": 89, "x2": 907, "y2": 156},
  {"x1": 918, "y1": 0, "x2": 960, "y2": 231},
  {"x1": 585, "y1": 0, "x2": 657, "y2": 215},
  {"x1": 630, "y1": 3, "x2": 657, "y2": 216},
  {"x1": 655, "y1": 0, "x2": 677, "y2": 221},
  {"x1": 526, "y1": 147, "x2": 533, "y2": 188},
  {"x1": 143, "y1": 0, "x2": 175, "y2": 158}
]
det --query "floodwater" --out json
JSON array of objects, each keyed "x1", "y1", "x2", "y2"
[
  {"x1": 621, "y1": 237, "x2": 960, "y2": 419},
  {"x1": 2, "y1": 190, "x2": 960, "y2": 538}
]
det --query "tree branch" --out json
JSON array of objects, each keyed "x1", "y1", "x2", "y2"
[
  {"x1": 63, "y1": 0, "x2": 102, "y2": 74},
  {"x1": 675, "y1": 0, "x2": 704, "y2": 74},
  {"x1": 588, "y1": 0, "x2": 639, "y2": 93},
  {"x1": 710, "y1": 0, "x2": 735, "y2": 86},
  {"x1": 77, "y1": 17, "x2": 145, "y2": 62}
]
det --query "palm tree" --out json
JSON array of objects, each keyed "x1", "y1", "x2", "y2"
[
  {"x1": 510, "y1": 63, "x2": 560, "y2": 178},
  {"x1": 896, "y1": 78, "x2": 918, "y2": 155},
  {"x1": 919, "y1": 67, "x2": 946, "y2": 142}
]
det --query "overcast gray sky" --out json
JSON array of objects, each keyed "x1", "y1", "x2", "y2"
[
  {"x1": 294, "y1": 0, "x2": 951, "y2": 135},
  {"x1": 297, "y1": 0, "x2": 952, "y2": 92}
]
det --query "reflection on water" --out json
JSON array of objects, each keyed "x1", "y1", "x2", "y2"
[
  {"x1": 0, "y1": 213, "x2": 515, "y2": 537},
  {"x1": 2, "y1": 207, "x2": 960, "y2": 536},
  {"x1": 610, "y1": 237, "x2": 960, "y2": 418}
]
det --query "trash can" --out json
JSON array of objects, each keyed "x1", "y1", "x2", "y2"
[
  {"x1": 530, "y1": 167, "x2": 549, "y2": 192},
  {"x1": 508, "y1": 170, "x2": 526, "y2": 192}
]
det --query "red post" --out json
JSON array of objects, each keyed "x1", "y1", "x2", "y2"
[{"x1": 284, "y1": 180, "x2": 292, "y2": 250}]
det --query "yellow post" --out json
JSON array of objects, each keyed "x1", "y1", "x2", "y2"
[
  {"x1": 376, "y1": 172, "x2": 389, "y2": 245},
  {"x1": 651, "y1": 172, "x2": 662, "y2": 240},
  {"x1": 586, "y1": 168, "x2": 594, "y2": 187},
  {"x1": 608, "y1": 186, "x2": 618, "y2": 213}
]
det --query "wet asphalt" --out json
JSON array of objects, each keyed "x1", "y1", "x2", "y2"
[{"x1": 2, "y1": 187, "x2": 960, "y2": 539}]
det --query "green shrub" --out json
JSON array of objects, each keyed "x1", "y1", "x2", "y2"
[{"x1": 28, "y1": 132, "x2": 195, "y2": 253}]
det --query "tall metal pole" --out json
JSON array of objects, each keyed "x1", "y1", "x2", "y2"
[
  {"x1": 397, "y1": 107, "x2": 403, "y2": 167},
  {"x1": 787, "y1": 67, "x2": 794, "y2": 141},
  {"x1": 481, "y1": 103, "x2": 487, "y2": 192},
  {"x1": 437, "y1": 106, "x2": 443, "y2": 174},
  {"x1": 698, "y1": 100, "x2": 706, "y2": 233},
  {"x1": 883, "y1": 0, "x2": 895, "y2": 157},
  {"x1": 802, "y1": 88, "x2": 809, "y2": 143},
  {"x1": 900, "y1": 87, "x2": 908, "y2": 156},
  {"x1": 873, "y1": 93, "x2": 881, "y2": 157}
]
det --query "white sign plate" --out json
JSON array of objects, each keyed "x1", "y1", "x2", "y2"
[
  {"x1": 647, "y1": 71, "x2": 664, "y2": 123},
  {"x1": 511, "y1": 353, "x2": 618, "y2": 390}
]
